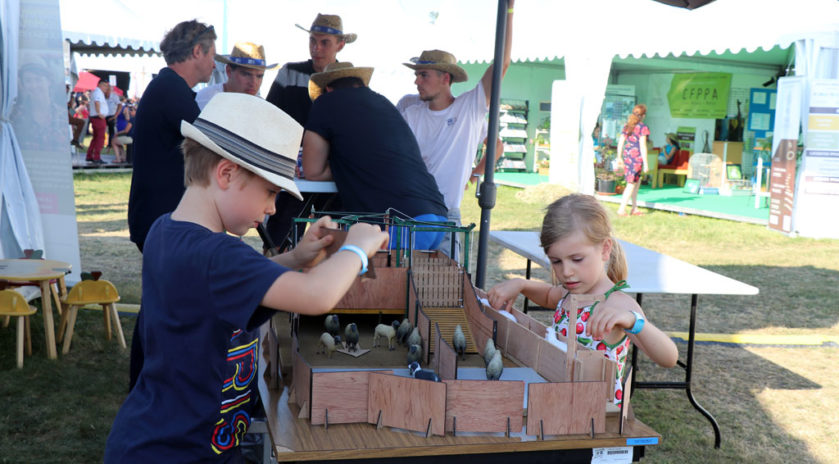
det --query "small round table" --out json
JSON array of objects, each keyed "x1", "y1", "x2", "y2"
[{"x1": 0, "y1": 259, "x2": 71, "y2": 360}]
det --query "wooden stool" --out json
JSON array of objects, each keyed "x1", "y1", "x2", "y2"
[
  {"x1": 0, "y1": 285, "x2": 38, "y2": 369},
  {"x1": 57, "y1": 272, "x2": 125, "y2": 354}
]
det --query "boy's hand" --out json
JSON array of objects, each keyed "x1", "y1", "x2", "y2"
[
  {"x1": 345, "y1": 223, "x2": 389, "y2": 257},
  {"x1": 292, "y1": 216, "x2": 337, "y2": 268},
  {"x1": 487, "y1": 278, "x2": 524, "y2": 312}
]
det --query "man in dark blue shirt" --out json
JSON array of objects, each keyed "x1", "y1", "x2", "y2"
[
  {"x1": 127, "y1": 20, "x2": 217, "y2": 252},
  {"x1": 126, "y1": 19, "x2": 217, "y2": 391},
  {"x1": 303, "y1": 63, "x2": 448, "y2": 250}
]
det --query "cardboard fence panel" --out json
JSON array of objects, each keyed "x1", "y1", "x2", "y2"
[
  {"x1": 407, "y1": 271, "x2": 418, "y2": 325},
  {"x1": 367, "y1": 373, "x2": 447, "y2": 436},
  {"x1": 434, "y1": 322, "x2": 458, "y2": 380},
  {"x1": 310, "y1": 370, "x2": 393, "y2": 425},
  {"x1": 503, "y1": 320, "x2": 541, "y2": 369},
  {"x1": 534, "y1": 338, "x2": 570, "y2": 383},
  {"x1": 413, "y1": 260, "x2": 462, "y2": 308},
  {"x1": 417, "y1": 307, "x2": 431, "y2": 366},
  {"x1": 291, "y1": 346, "x2": 312, "y2": 418},
  {"x1": 443, "y1": 380, "x2": 524, "y2": 434},
  {"x1": 526, "y1": 381, "x2": 607, "y2": 436},
  {"x1": 463, "y1": 290, "x2": 495, "y2": 357},
  {"x1": 482, "y1": 306, "x2": 511, "y2": 353},
  {"x1": 334, "y1": 267, "x2": 407, "y2": 311}
]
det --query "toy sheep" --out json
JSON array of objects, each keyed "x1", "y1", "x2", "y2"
[
  {"x1": 407, "y1": 327, "x2": 422, "y2": 350},
  {"x1": 406, "y1": 344, "x2": 422, "y2": 365},
  {"x1": 317, "y1": 332, "x2": 338, "y2": 358},
  {"x1": 325, "y1": 314, "x2": 340, "y2": 337},
  {"x1": 453, "y1": 324, "x2": 466, "y2": 360},
  {"x1": 396, "y1": 318, "x2": 412, "y2": 346},
  {"x1": 344, "y1": 322, "x2": 359, "y2": 352},
  {"x1": 373, "y1": 323, "x2": 397, "y2": 350},
  {"x1": 486, "y1": 350, "x2": 503, "y2": 380},
  {"x1": 483, "y1": 338, "x2": 497, "y2": 366}
]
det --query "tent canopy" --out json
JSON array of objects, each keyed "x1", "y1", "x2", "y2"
[{"x1": 64, "y1": 31, "x2": 160, "y2": 56}]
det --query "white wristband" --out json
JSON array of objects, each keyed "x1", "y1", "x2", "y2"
[{"x1": 338, "y1": 245, "x2": 368, "y2": 275}]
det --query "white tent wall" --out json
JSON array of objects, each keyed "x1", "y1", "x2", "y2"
[{"x1": 3, "y1": 0, "x2": 82, "y2": 281}]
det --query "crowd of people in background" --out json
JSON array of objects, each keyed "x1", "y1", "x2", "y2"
[{"x1": 66, "y1": 85, "x2": 137, "y2": 165}]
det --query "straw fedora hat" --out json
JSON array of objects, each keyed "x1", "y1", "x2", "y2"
[
  {"x1": 403, "y1": 50, "x2": 468, "y2": 83},
  {"x1": 180, "y1": 93, "x2": 304, "y2": 200},
  {"x1": 295, "y1": 14, "x2": 357, "y2": 43},
  {"x1": 308, "y1": 62, "x2": 374, "y2": 101},
  {"x1": 214, "y1": 41, "x2": 278, "y2": 70}
]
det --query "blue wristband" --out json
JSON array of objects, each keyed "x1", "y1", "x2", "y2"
[
  {"x1": 627, "y1": 311, "x2": 645, "y2": 334},
  {"x1": 338, "y1": 245, "x2": 368, "y2": 276}
]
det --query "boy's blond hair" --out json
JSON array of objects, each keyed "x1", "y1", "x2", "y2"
[{"x1": 181, "y1": 137, "x2": 254, "y2": 187}]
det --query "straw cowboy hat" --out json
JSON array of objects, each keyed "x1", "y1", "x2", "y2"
[
  {"x1": 214, "y1": 41, "x2": 278, "y2": 70},
  {"x1": 180, "y1": 93, "x2": 304, "y2": 200},
  {"x1": 403, "y1": 50, "x2": 468, "y2": 83},
  {"x1": 308, "y1": 62, "x2": 374, "y2": 101},
  {"x1": 295, "y1": 14, "x2": 357, "y2": 43}
]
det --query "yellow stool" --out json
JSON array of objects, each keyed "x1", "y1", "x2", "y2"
[
  {"x1": 0, "y1": 289, "x2": 38, "y2": 368},
  {"x1": 57, "y1": 275, "x2": 125, "y2": 354}
]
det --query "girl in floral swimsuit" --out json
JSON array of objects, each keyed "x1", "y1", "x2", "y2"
[{"x1": 487, "y1": 194, "x2": 678, "y2": 405}]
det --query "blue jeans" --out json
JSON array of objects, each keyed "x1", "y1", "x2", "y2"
[{"x1": 388, "y1": 213, "x2": 448, "y2": 250}]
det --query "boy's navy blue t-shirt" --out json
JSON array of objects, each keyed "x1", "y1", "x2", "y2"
[{"x1": 105, "y1": 214, "x2": 288, "y2": 463}]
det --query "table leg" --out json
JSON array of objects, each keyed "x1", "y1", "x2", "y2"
[
  {"x1": 632, "y1": 293, "x2": 721, "y2": 448},
  {"x1": 40, "y1": 281, "x2": 58, "y2": 359},
  {"x1": 523, "y1": 259, "x2": 532, "y2": 313}
]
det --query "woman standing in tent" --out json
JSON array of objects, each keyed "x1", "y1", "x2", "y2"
[{"x1": 615, "y1": 104, "x2": 649, "y2": 216}]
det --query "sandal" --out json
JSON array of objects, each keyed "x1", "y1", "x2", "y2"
[{"x1": 631, "y1": 210, "x2": 645, "y2": 216}]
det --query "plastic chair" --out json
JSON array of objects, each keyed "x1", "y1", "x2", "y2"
[
  {"x1": 0, "y1": 283, "x2": 38, "y2": 369},
  {"x1": 57, "y1": 272, "x2": 125, "y2": 354}
]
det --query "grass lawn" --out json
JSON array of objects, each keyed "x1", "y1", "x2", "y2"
[{"x1": 0, "y1": 173, "x2": 837, "y2": 463}]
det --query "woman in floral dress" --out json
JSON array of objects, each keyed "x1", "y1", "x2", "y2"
[{"x1": 615, "y1": 104, "x2": 649, "y2": 216}]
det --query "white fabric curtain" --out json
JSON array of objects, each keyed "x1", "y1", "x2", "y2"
[{"x1": 0, "y1": 0, "x2": 45, "y2": 259}]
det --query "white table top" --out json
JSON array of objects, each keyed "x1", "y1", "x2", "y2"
[
  {"x1": 489, "y1": 230, "x2": 758, "y2": 296},
  {"x1": 295, "y1": 179, "x2": 337, "y2": 193}
]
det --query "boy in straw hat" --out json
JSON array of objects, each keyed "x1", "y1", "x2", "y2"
[
  {"x1": 265, "y1": 13, "x2": 356, "y2": 254},
  {"x1": 303, "y1": 62, "x2": 448, "y2": 250},
  {"x1": 105, "y1": 93, "x2": 387, "y2": 462},
  {"x1": 195, "y1": 41, "x2": 279, "y2": 110},
  {"x1": 399, "y1": 0, "x2": 515, "y2": 259}
]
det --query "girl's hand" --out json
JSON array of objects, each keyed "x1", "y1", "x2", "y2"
[
  {"x1": 291, "y1": 216, "x2": 337, "y2": 268},
  {"x1": 345, "y1": 222, "x2": 389, "y2": 257},
  {"x1": 585, "y1": 300, "x2": 637, "y2": 341},
  {"x1": 487, "y1": 279, "x2": 525, "y2": 312}
]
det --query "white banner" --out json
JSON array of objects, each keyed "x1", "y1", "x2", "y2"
[{"x1": 9, "y1": 0, "x2": 81, "y2": 281}]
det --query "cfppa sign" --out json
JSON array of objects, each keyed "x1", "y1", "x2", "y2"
[{"x1": 667, "y1": 73, "x2": 732, "y2": 119}]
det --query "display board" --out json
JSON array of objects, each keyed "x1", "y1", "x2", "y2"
[
  {"x1": 667, "y1": 73, "x2": 732, "y2": 119},
  {"x1": 795, "y1": 79, "x2": 839, "y2": 239},
  {"x1": 768, "y1": 77, "x2": 804, "y2": 234}
]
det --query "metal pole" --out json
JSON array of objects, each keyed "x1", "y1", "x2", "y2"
[{"x1": 474, "y1": 0, "x2": 509, "y2": 289}]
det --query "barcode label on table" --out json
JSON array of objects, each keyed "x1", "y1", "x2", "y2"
[{"x1": 592, "y1": 446, "x2": 632, "y2": 464}]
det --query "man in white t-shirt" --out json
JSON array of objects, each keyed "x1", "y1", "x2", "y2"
[
  {"x1": 195, "y1": 41, "x2": 277, "y2": 109},
  {"x1": 399, "y1": 0, "x2": 514, "y2": 258},
  {"x1": 86, "y1": 80, "x2": 110, "y2": 164}
]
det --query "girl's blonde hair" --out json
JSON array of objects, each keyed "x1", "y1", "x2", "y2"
[
  {"x1": 540, "y1": 194, "x2": 627, "y2": 283},
  {"x1": 623, "y1": 104, "x2": 647, "y2": 136}
]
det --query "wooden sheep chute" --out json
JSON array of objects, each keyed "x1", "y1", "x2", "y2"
[{"x1": 443, "y1": 379, "x2": 524, "y2": 435}]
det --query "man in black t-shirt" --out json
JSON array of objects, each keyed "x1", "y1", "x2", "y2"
[
  {"x1": 264, "y1": 14, "x2": 356, "y2": 252},
  {"x1": 302, "y1": 63, "x2": 448, "y2": 250}
]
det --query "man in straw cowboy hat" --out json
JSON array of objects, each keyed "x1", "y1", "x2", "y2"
[
  {"x1": 266, "y1": 13, "x2": 356, "y2": 126},
  {"x1": 195, "y1": 41, "x2": 278, "y2": 110},
  {"x1": 303, "y1": 63, "x2": 448, "y2": 250},
  {"x1": 265, "y1": 13, "x2": 356, "y2": 253},
  {"x1": 105, "y1": 93, "x2": 387, "y2": 463},
  {"x1": 399, "y1": 0, "x2": 515, "y2": 259}
]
